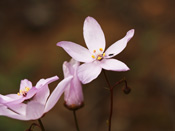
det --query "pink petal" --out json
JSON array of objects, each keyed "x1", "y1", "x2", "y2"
[
  {"x1": 20, "y1": 79, "x2": 32, "y2": 91},
  {"x1": 35, "y1": 76, "x2": 59, "y2": 89},
  {"x1": 26, "y1": 101, "x2": 45, "y2": 120},
  {"x1": 32, "y1": 85, "x2": 50, "y2": 105},
  {"x1": 0, "y1": 104, "x2": 27, "y2": 120},
  {"x1": 5, "y1": 94, "x2": 21, "y2": 100},
  {"x1": 63, "y1": 61, "x2": 71, "y2": 78},
  {"x1": 23, "y1": 87, "x2": 37, "y2": 100},
  {"x1": 64, "y1": 76, "x2": 83, "y2": 106},
  {"x1": 31, "y1": 76, "x2": 59, "y2": 106},
  {"x1": 105, "y1": 29, "x2": 135, "y2": 58},
  {"x1": 0, "y1": 102, "x2": 44, "y2": 120},
  {"x1": 44, "y1": 76, "x2": 73, "y2": 113},
  {"x1": 0, "y1": 94, "x2": 21, "y2": 104},
  {"x1": 78, "y1": 62, "x2": 102, "y2": 84},
  {"x1": 5, "y1": 88, "x2": 37, "y2": 105},
  {"x1": 0, "y1": 87, "x2": 37, "y2": 105},
  {"x1": 83, "y1": 16, "x2": 106, "y2": 53},
  {"x1": 57, "y1": 41, "x2": 93, "y2": 63},
  {"x1": 7, "y1": 103, "x2": 26, "y2": 116},
  {"x1": 63, "y1": 59, "x2": 80, "y2": 78},
  {"x1": 69, "y1": 58, "x2": 80, "y2": 73},
  {"x1": 100, "y1": 59, "x2": 130, "y2": 71}
]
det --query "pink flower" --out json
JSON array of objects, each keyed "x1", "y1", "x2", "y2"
[
  {"x1": 57, "y1": 16, "x2": 135, "y2": 84},
  {"x1": 0, "y1": 76, "x2": 58, "y2": 105},
  {"x1": 0, "y1": 76, "x2": 73, "y2": 120},
  {"x1": 63, "y1": 59, "x2": 84, "y2": 110}
]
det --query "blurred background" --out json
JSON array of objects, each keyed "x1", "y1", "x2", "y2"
[{"x1": 0, "y1": 0, "x2": 175, "y2": 130}]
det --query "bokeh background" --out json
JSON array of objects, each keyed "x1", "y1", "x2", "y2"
[{"x1": 0, "y1": 0, "x2": 175, "y2": 130}]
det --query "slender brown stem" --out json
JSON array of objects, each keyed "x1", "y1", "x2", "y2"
[
  {"x1": 38, "y1": 119, "x2": 45, "y2": 131},
  {"x1": 109, "y1": 88, "x2": 113, "y2": 131},
  {"x1": 112, "y1": 77, "x2": 127, "y2": 89},
  {"x1": 103, "y1": 70, "x2": 113, "y2": 131},
  {"x1": 26, "y1": 123, "x2": 40, "y2": 131},
  {"x1": 103, "y1": 71, "x2": 128, "y2": 131},
  {"x1": 73, "y1": 110, "x2": 80, "y2": 131}
]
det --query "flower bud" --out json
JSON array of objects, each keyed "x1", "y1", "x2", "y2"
[
  {"x1": 122, "y1": 86, "x2": 131, "y2": 94},
  {"x1": 63, "y1": 59, "x2": 84, "y2": 110}
]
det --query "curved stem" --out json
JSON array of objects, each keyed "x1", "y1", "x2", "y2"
[
  {"x1": 103, "y1": 70, "x2": 113, "y2": 131},
  {"x1": 73, "y1": 110, "x2": 80, "y2": 131},
  {"x1": 38, "y1": 119, "x2": 45, "y2": 131},
  {"x1": 112, "y1": 77, "x2": 127, "y2": 89},
  {"x1": 26, "y1": 123, "x2": 40, "y2": 131}
]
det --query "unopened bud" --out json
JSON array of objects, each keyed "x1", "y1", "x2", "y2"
[{"x1": 122, "y1": 86, "x2": 131, "y2": 94}]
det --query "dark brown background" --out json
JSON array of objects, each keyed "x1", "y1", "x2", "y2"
[{"x1": 0, "y1": 0, "x2": 175, "y2": 130}]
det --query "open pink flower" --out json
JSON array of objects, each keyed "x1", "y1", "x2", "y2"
[
  {"x1": 0, "y1": 76, "x2": 58, "y2": 105},
  {"x1": 63, "y1": 58, "x2": 84, "y2": 110},
  {"x1": 57, "y1": 16, "x2": 135, "y2": 84},
  {"x1": 0, "y1": 76, "x2": 73, "y2": 120}
]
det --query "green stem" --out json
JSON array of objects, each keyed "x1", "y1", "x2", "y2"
[
  {"x1": 73, "y1": 110, "x2": 80, "y2": 131},
  {"x1": 38, "y1": 119, "x2": 45, "y2": 131}
]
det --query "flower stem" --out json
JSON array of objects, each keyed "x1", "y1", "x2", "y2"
[
  {"x1": 26, "y1": 123, "x2": 40, "y2": 131},
  {"x1": 103, "y1": 70, "x2": 113, "y2": 131},
  {"x1": 38, "y1": 119, "x2": 45, "y2": 131},
  {"x1": 112, "y1": 77, "x2": 127, "y2": 89},
  {"x1": 73, "y1": 110, "x2": 80, "y2": 131}
]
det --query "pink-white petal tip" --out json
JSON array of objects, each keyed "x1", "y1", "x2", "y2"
[
  {"x1": 127, "y1": 29, "x2": 135, "y2": 40},
  {"x1": 85, "y1": 16, "x2": 95, "y2": 22},
  {"x1": 56, "y1": 41, "x2": 63, "y2": 47}
]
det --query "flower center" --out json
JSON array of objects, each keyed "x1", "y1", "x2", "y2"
[
  {"x1": 91, "y1": 48, "x2": 105, "y2": 61},
  {"x1": 17, "y1": 87, "x2": 30, "y2": 97}
]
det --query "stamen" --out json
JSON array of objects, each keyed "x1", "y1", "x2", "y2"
[
  {"x1": 17, "y1": 87, "x2": 30, "y2": 96},
  {"x1": 93, "y1": 50, "x2": 96, "y2": 53},
  {"x1": 92, "y1": 55, "x2": 95, "y2": 59},
  {"x1": 97, "y1": 56, "x2": 102, "y2": 60},
  {"x1": 99, "y1": 48, "x2": 103, "y2": 52},
  {"x1": 25, "y1": 87, "x2": 30, "y2": 92},
  {"x1": 103, "y1": 53, "x2": 105, "y2": 57}
]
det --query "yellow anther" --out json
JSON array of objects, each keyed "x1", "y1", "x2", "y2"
[
  {"x1": 17, "y1": 88, "x2": 30, "y2": 97},
  {"x1": 25, "y1": 87, "x2": 30, "y2": 92},
  {"x1": 103, "y1": 53, "x2": 105, "y2": 57},
  {"x1": 97, "y1": 56, "x2": 102, "y2": 60},
  {"x1": 99, "y1": 48, "x2": 103, "y2": 52},
  {"x1": 92, "y1": 55, "x2": 95, "y2": 59},
  {"x1": 93, "y1": 50, "x2": 96, "y2": 53}
]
